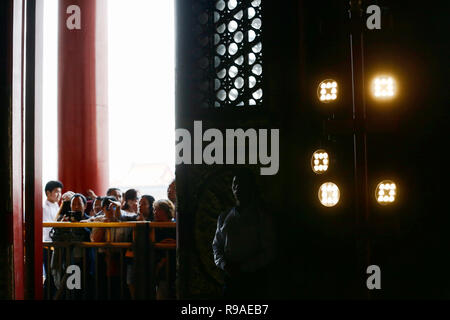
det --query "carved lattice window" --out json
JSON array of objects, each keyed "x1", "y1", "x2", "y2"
[{"x1": 213, "y1": 0, "x2": 263, "y2": 107}]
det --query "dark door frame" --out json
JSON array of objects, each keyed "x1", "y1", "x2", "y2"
[
  {"x1": 0, "y1": 0, "x2": 39, "y2": 300},
  {"x1": 23, "y1": 0, "x2": 44, "y2": 300},
  {"x1": 8, "y1": 0, "x2": 43, "y2": 300}
]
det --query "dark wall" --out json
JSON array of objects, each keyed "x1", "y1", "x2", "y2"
[
  {"x1": 175, "y1": 0, "x2": 292, "y2": 299},
  {"x1": 363, "y1": 0, "x2": 450, "y2": 299},
  {"x1": 176, "y1": 0, "x2": 449, "y2": 299}
]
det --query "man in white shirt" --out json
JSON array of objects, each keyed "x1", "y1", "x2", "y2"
[
  {"x1": 42, "y1": 180, "x2": 62, "y2": 297},
  {"x1": 43, "y1": 181, "x2": 63, "y2": 242},
  {"x1": 212, "y1": 169, "x2": 276, "y2": 299}
]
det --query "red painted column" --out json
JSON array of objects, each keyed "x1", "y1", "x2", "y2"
[
  {"x1": 11, "y1": 0, "x2": 24, "y2": 300},
  {"x1": 57, "y1": 0, "x2": 109, "y2": 195}
]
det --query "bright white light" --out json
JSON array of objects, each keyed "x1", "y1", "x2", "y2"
[
  {"x1": 375, "y1": 180, "x2": 397, "y2": 205},
  {"x1": 43, "y1": 1, "x2": 175, "y2": 201},
  {"x1": 318, "y1": 79, "x2": 338, "y2": 103},
  {"x1": 372, "y1": 76, "x2": 396, "y2": 99},
  {"x1": 318, "y1": 182, "x2": 340, "y2": 207},
  {"x1": 108, "y1": 0, "x2": 175, "y2": 196},
  {"x1": 42, "y1": 0, "x2": 59, "y2": 197},
  {"x1": 311, "y1": 149, "x2": 329, "y2": 174}
]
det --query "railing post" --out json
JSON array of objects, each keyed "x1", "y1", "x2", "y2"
[{"x1": 134, "y1": 223, "x2": 154, "y2": 299}]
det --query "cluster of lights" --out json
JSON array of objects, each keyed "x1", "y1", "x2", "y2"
[
  {"x1": 311, "y1": 149, "x2": 338, "y2": 207},
  {"x1": 372, "y1": 76, "x2": 395, "y2": 98},
  {"x1": 317, "y1": 79, "x2": 338, "y2": 102},
  {"x1": 318, "y1": 182, "x2": 340, "y2": 207},
  {"x1": 313, "y1": 73, "x2": 398, "y2": 208},
  {"x1": 375, "y1": 180, "x2": 396, "y2": 205},
  {"x1": 311, "y1": 150, "x2": 329, "y2": 174}
]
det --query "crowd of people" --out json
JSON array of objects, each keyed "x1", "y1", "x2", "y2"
[{"x1": 42, "y1": 180, "x2": 177, "y2": 300}]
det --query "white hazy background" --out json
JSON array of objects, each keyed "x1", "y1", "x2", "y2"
[{"x1": 43, "y1": 0, "x2": 175, "y2": 200}]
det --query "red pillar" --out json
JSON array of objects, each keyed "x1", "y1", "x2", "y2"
[{"x1": 57, "y1": 0, "x2": 109, "y2": 195}]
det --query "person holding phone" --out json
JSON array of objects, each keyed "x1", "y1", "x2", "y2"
[{"x1": 85, "y1": 196, "x2": 129, "y2": 298}]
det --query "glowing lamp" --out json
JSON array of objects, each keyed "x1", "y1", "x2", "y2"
[
  {"x1": 311, "y1": 149, "x2": 329, "y2": 174},
  {"x1": 372, "y1": 76, "x2": 396, "y2": 99},
  {"x1": 318, "y1": 182, "x2": 340, "y2": 207},
  {"x1": 375, "y1": 180, "x2": 397, "y2": 205},
  {"x1": 317, "y1": 79, "x2": 338, "y2": 103}
]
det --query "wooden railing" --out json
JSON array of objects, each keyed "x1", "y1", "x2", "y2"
[
  {"x1": 42, "y1": 221, "x2": 176, "y2": 300},
  {"x1": 43, "y1": 221, "x2": 176, "y2": 246}
]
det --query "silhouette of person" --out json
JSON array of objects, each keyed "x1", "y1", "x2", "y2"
[{"x1": 212, "y1": 169, "x2": 276, "y2": 299}]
